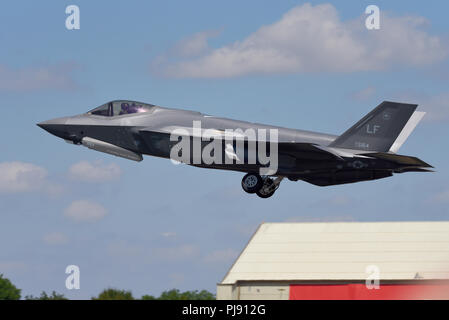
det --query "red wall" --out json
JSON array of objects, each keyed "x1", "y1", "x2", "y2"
[{"x1": 289, "y1": 283, "x2": 449, "y2": 300}]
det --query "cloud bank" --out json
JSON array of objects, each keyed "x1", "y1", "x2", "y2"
[
  {"x1": 153, "y1": 3, "x2": 447, "y2": 78},
  {"x1": 64, "y1": 200, "x2": 107, "y2": 222},
  {"x1": 0, "y1": 162, "x2": 58, "y2": 194},
  {"x1": 68, "y1": 160, "x2": 122, "y2": 183}
]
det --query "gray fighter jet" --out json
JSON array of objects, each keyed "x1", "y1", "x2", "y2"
[{"x1": 38, "y1": 100, "x2": 432, "y2": 198}]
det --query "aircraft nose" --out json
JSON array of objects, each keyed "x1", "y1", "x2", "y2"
[
  {"x1": 37, "y1": 117, "x2": 70, "y2": 139},
  {"x1": 37, "y1": 116, "x2": 68, "y2": 127}
]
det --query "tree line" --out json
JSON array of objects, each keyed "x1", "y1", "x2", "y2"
[{"x1": 0, "y1": 274, "x2": 215, "y2": 300}]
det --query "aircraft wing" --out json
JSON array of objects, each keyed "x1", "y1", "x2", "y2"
[
  {"x1": 276, "y1": 143, "x2": 344, "y2": 160},
  {"x1": 140, "y1": 126, "x2": 346, "y2": 161}
]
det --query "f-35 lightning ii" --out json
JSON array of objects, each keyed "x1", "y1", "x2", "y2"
[{"x1": 38, "y1": 100, "x2": 432, "y2": 198}]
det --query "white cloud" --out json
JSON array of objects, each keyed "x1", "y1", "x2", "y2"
[
  {"x1": 0, "y1": 162, "x2": 48, "y2": 193},
  {"x1": 43, "y1": 232, "x2": 68, "y2": 245},
  {"x1": 68, "y1": 160, "x2": 121, "y2": 183},
  {"x1": 203, "y1": 248, "x2": 239, "y2": 264},
  {"x1": 153, "y1": 3, "x2": 447, "y2": 78},
  {"x1": 64, "y1": 200, "x2": 107, "y2": 222},
  {"x1": 172, "y1": 30, "x2": 220, "y2": 57},
  {"x1": 0, "y1": 62, "x2": 79, "y2": 92}
]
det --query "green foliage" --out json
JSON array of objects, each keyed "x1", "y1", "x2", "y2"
[
  {"x1": 11, "y1": 284, "x2": 214, "y2": 301},
  {"x1": 92, "y1": 288, "x2": 134, "y2": 300},
  {"x1": 93, "y1": 287, "x2": 215, "y2": 300},
  {"x1": 144, "y1": 289, "x2": 215, "y2": 300},
  {"x1": 24, "y1": 291, "x2": 68, "y2": 300},
  {"x1": 0, "y1": 274, "x2": 21, "y2": 300}
]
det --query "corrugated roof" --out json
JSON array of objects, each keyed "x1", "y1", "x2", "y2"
[{"x1": 221, "y1": 221, "x2": 449, "y2": 284}]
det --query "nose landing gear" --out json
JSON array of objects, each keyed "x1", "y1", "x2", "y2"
[{"x1": 241, "y1": 173, "x2": 283, "y2": 198}]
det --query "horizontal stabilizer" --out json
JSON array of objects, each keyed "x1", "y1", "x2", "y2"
[
  {"x1": 396, "y1": 167, "x2": 434, "y2": 173},
  {"x1": 364, "y1": 152, "x2": 433, "y2": 168}
]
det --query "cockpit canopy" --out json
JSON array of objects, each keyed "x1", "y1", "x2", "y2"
[{"x1": 88, "y1": 100, "x2": 155, "y2": 117}]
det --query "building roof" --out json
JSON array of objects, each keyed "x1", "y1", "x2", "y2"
[{"x1": 221, "y1": 221, "x2": 449, "y2": 284}]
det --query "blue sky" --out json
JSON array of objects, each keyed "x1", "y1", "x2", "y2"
[{"x1": 1, "y1": 1, "x2": 449, "y2": 299}]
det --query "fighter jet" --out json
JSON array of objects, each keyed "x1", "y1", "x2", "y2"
[{"x1": 37, "y1": 100, "x2": 432, "y2": 198}]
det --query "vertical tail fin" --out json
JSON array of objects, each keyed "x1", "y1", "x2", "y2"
[{"x1": 329, "y1": 101, "x2": 424, "y2": 152}]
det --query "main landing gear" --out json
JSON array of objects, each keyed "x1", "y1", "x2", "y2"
[{"x1": 241, "y1": 173, "x2": 284, "y2": 198}]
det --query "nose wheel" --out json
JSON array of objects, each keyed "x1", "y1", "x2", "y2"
[{"x1": 241, "y1": 173, "x2": 283, "y2": 198}]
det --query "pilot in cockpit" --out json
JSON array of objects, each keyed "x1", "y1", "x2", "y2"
[{"x1": 119, "y1": 102, "x2": 141, "y2": 115}]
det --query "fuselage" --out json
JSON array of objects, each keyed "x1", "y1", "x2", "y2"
[
  {"x1": 39, "y1": 105, "x2": 337, "y2": 161},
  {"x1": 38, "y1": 100, "x2": 431, "y2": 195}
]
